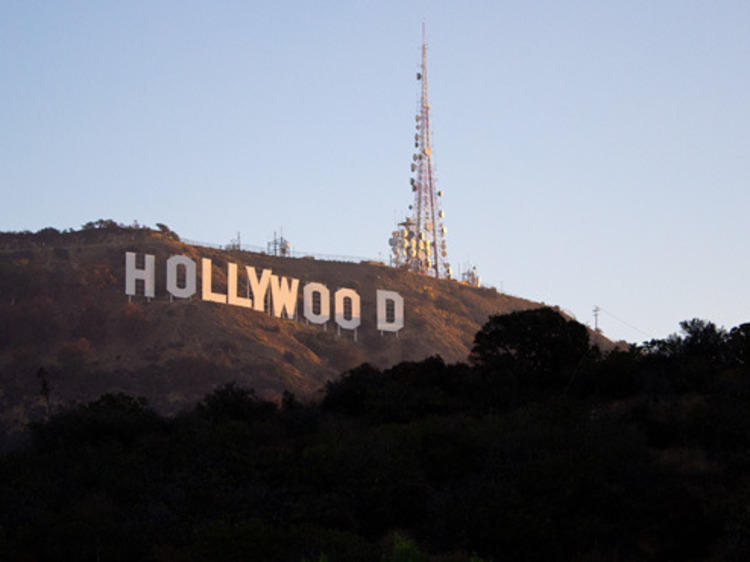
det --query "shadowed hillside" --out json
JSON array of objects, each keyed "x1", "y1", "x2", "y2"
[{"x1": 0, "y1": 222, "x2": 612, "y2": 433}]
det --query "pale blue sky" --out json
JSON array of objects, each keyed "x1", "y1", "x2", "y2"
[{"x1": 2, "y1": 1, "x2": 749, "y2": 343}]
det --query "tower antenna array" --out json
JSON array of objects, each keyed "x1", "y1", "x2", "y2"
[{"x1": 389, "y1": 23, "x2": 451, "y2": 279}]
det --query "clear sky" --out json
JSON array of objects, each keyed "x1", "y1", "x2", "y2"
[{"x1": 2, "y1": 1, "x2": 749, "y2": 343}]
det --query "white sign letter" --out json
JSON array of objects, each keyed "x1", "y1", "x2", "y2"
[
  {"x1": 303, "y1": 282, "x2": 330, "y2": 325},
  {"x1": 227, "y1": 262, "x2": 253, "y2": 309},
  {"x1": 270, "y1": 274, "x2": 299, "y2": 319},
  {"x1": 247, "y1": 267, "x2": 272, "y2": 312},
  {"x1": 334, "y1": 288, "x2": 361, "y2": 331},
  {"x1": 201, "y1": 258, "x2": 227, "y2": 304},
  {"x1": 125, "y1": 252, "x2": 155, "y2": 298},
  {"x1": 166, "y1": 255, "x2": 196, "y2": 299},
  {"x1": 376, "y1": 290, "x2": 404, "y2": 332}
]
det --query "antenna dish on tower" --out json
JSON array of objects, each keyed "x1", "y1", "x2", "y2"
[{"x1": 388, "y1": 24, "x2": 451, "y2": 280}]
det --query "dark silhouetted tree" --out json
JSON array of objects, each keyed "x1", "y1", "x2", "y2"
[
  {"x1": 196, "y1": 382, "x2": 276, "y2": 423},
  {"x1": 728, "y1": 322, "x2": 750, "y2": 366},
  {"x1": 680, "y1": 318, "x2": 728, "y2": 361},
  {"x1": 470, "y1": 307, "x2": 591, "y2": 397}
]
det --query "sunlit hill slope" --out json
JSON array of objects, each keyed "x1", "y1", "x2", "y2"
[{"x1": 0, "y1": 223, "x2": 611, "y2": 433}]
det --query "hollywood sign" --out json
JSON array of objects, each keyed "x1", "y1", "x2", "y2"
[{"x1": 125, "y1": 252, "x2": 404, "y2": 333}]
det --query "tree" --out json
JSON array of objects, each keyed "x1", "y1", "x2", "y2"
[
  {"x1": 643, "y1": 318, "x2": 729, "y2": 364},
  {"x1": 35, "y1": 227, "x2": 61, "y2": 245},
  {"x1": 728, "y1": 323, "x2": 750, "y2": 366},
  {"x1": 321, "y1": 363, "x2": 383, "y2": 416},
  {"x1": 470, "y1": 307, "x2": 591, "y2": 397},
  {"x1": 155, "y1": 223, "x2": 180, "y2": 241},
  {"x1": 196, "y1": 382, "x2": 276, "y2": 423},
  {"x1": 680, "y1": 318, "x2": 727, "y2": 362}
]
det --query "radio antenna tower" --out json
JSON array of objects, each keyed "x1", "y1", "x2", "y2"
[{"x1": 389, "y1": 23, "x2": 451, "y2": 279}]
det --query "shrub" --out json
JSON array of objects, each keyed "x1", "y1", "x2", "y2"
[{"x1": 57, "y1": 338, "x2": 92, "y2": 372}]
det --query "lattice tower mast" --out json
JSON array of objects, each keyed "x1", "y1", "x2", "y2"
[{"x1": 390, "y1": 24, "x2": 450, "y2": 279}]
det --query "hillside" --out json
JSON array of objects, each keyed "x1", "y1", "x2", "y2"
[{"x1": 0, "y1": 223, "x2": 612, "y2": 433}]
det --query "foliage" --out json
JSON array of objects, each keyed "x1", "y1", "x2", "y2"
[
  {"x1": 471, "y1": 307, "x2": 590, "y2": 371},
  {"x1": 470, "y1": 307, "x2": 592, "y2": 402},
  {"x1": 196, "y1": 382, "x2": 277, "y2": 423},
  {"x1": 85, "y1": 263, "x2": 117, "y2": 289},
  {"x1": 382, "y1": 533, "x2": 428, "y2": 562},
  {"x1": 2, "y1": 310, "x2": 750, "y2": 560},
  {"x1": 155, "y1": 222, "x2": 180, "y2": 241},
  {"x1": 81, "y1": 219, "x2": 126, "y2": 230}
]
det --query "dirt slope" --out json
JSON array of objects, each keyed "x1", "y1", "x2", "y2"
[{"x1": 0, "y1": 226, "x2": 612, "y2": 433}]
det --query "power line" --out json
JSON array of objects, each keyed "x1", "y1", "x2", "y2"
[{"x1": 598, "y1": 306, "x2": 654, "y2": 340}]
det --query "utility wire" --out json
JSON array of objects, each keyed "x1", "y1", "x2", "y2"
[{"x1": 598, "y1": 307, "x2": 654, "y2": 340}]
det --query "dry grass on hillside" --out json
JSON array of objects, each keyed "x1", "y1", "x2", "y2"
[{"x1": 0, "y1": 227, "x2": 611, "y2": 432}]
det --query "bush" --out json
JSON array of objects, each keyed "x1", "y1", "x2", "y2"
[{"x1": 57, "y1": 337, "x2": 92, "y2": 372}]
